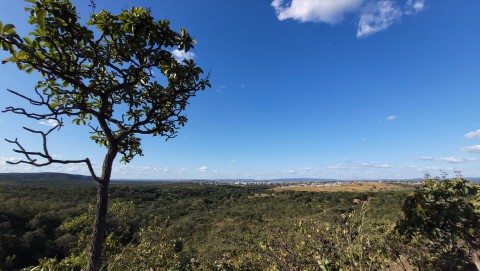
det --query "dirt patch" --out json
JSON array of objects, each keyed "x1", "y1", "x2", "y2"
[
  {"x1": 248, "y1": 193, "x2": 272, "y2": 198},
  {"x1": 273, "y1": 182, "x2": 418, "y2": 193}
]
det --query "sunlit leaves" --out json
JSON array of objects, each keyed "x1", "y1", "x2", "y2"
[
  {"x1": 1, "y1": 0, "x2": 209, "y2": 164},
  {"x1": 2, "y1": 24, "x2": 16, "y2": 35}
]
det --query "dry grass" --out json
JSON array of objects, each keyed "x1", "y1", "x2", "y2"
[{"x1": 273, "y1": 181, "x2": 418, "y2": 193}]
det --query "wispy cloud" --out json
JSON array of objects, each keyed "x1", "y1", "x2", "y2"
[
  {"x1": 385, "y1": 115, "x2": 396, "y2": 121},
  {"x1": 328, "y1": 161, "x2": 391, "y2": 170},
  {"x1": 196, "y1": 166, "x2": 209, "y2": 172},
  {"x1": 0, "y1": 157, "x2": 19, "y2": 165},
  {"x1": 439, "y1": 157, "x2": 479, "y2": 164},
  {"x1": 406, "y1": 0, "x2": 425, "y2": 13},
  {"x1": 464, "y1": 129, "x2": 480, "y2": 139},
  {"x1": 39, "y1": 119, "x2": 59, "y2": 127},
  {"x1": 171, "y1": 49, "x2": 195, "y2": 62},
  {"x1": 415, "y1": 156, "x2": 479, "y2": 163},
  {"x1": 271, "y1": 0, "x2": 427, "y2": 38},
  {"x1": 464, "y1": 145, "x2": 480, "y2": 153},
  {"x1": 354, "y1": 161, "x2": 391, "y2": 168},
  {"x1": 328, "y1": 164, "x2": 347, "y2": 170},
  {"x1": 284, "y1": 167, "x2": 319, "y2": 176},
  {"x1": 357, "y1": 1, "x2": 402, "y2": 38},
  {"x1": 415, "y1": 156, "x2": 435, "y2": 161},
  {"x1": 0, "y1": 157, "x2": 98, "y2": 175}
]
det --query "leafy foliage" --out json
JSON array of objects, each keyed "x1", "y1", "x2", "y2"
[
  {"x1": 396, "y1": 176, "x2": 480, "y2": 270},
  {"x1": 0, "y1": 178, "x2": 409, "y2": 270},
  {"x1": 108, "y1": 217, "x2": 194, "y2": 271},
  {"x1": 1, "y1": 1, "x2": 210, "y2": 269},
  {"x1": 260, "y1": 203, "x2": 392, "y2": 271},
  {"x1": 0, "y1": 0, "x2": 210, "y2": 164}
]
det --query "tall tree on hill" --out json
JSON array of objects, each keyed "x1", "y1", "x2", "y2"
[{"x1": 0, "y1": 0, "x2": 210, "y2": 270}]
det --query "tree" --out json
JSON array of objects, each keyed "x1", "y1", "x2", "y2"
[
  {"x1": 0, "y1": 0, "x2": 210, "y2": 270},
  {"x1": 396, "y1": 176, "x2": 480, "y2": 270}
]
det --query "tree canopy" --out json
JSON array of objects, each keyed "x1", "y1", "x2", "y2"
[
  {"x1": 0, "y1": 0, "x2": 210, "y2": 269},
  {"x1": 1, "y1": 0, "x2": 210, "y2": 170}
]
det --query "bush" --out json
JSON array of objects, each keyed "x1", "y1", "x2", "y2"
[
  {"x1": 395, "y1": 176, "x2": 480, "y2": 270},
  {"x1": 260, "y1": 203, "x2": 392, "y2": 271}
]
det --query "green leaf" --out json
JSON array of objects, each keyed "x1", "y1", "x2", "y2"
[
  {"x1": 35, "y1": 52, "x2": 45, "y2": 60},
  {"x1": 3, "y1": 24, "x2": 15, "y2": 34},
  {"x1": 25, "y1": 67, "x2": 34, "y2": 74},
  {"x1": 36, "y1": 10, "x2": 46, "y2": 32}
]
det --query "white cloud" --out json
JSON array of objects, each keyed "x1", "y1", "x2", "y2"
[
  {"x1": 415, "y1": 156, "x2": 435, "y2": 161},
  {"x1": 0, "y1": 157, "x2": 20, "y2": 165},
  {"x1": 328, "y1": 161, "x2": 391, "y2": 171},
  {"x1": 385, "y1": 115, "x2": 396, "y2": 121},
  {"x1": 328, "y1": 164, "x2": 347, "y2": 170},
  {"x1": 272, "y1": 0, "x2": 364, "y2": 24},
  {"x1": 406, "y1": 0, "x2": 425, "y2": 13},
  {"x1": 271, "y1": 0, "x2": 427, "y2": 38},
  {"x1": 357, "y1": 1, "x2": 402, "y2": 38},
  {"x1": 464, "y1": 145, "x2": 480, "y2": 153},
  {"x1": 355, "y1": 161, "x2": 391, "y2": 168},
  {"x1": 399, "y1": 164, "x2": 422, "y2": 171},
  {"x1": 171, "y1": 49, "x2": 195, "y2": 62},
  {"x1": 39, "y1": 119, "x2": 59, "y2": 127},
  {"x1": 196, "y1": 166, "x2": 209, "y2": 172},
  {"x1": 464, "y1": 129, "x2": 480, "y2": 139},
  {"x1": 439, "y1": 157, "x2": 478, "y2": 163},
  {"x1": 0, "y1": 158, "x2": 96, "y2": 175}
]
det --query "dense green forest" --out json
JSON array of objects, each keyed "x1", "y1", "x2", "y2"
[{"x1": 0, "y1": 174, "x2": 479, "y2": 270}]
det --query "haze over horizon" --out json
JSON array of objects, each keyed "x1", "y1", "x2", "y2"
[{"x1": 1, "y1": 0, "x2": 479, "y2": 180}]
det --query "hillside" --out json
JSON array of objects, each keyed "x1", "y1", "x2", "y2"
[{"x1": 0, "y1": 172, "x2": 93, "y2": 182}]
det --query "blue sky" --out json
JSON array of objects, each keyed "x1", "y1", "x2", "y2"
[{"x1": 1, "y1": 0, "x2": 480, "y2": 180}]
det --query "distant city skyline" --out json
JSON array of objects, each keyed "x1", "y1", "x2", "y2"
[{"x1": 1, "y1": 0, "x2": 480, "y2": 180}]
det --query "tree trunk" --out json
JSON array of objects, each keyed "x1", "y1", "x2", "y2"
[
  {"x1": 86, "y1": 180, "x2": 110, "y2": 271},
  {"x1": 471, "y1": 248, "x2": 480, "y2": 271},
  {"x1": 86, "y1": 146, "x2": 117, "y2": 271}
]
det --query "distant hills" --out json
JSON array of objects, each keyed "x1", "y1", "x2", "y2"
[
  {"x1": 0, "y1": 172, "x2": 93, "y2": 182},
  {"x1": 0, "y1": 172, "x2": 479, "y2": 183}
]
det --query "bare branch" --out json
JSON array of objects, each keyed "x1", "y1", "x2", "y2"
[
  {"x1": 6, "y1": 89, "x2": 44, "y2": 106},
  {"x1": 4, "y1": 124, "x2": 101, "y2": 183}
]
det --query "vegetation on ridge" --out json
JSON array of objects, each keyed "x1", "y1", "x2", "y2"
[{"x1": 0, "y1": 174, "x2": 479, "y2": 270}]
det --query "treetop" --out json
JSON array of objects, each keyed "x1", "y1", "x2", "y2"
[{"x1": 1, "y1": 0, "x2": 210, "y2": 165}]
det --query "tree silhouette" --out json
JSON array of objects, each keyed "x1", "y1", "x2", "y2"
[{"x1": 0, "y1": 0, "x2": 210, "y2": 270}]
